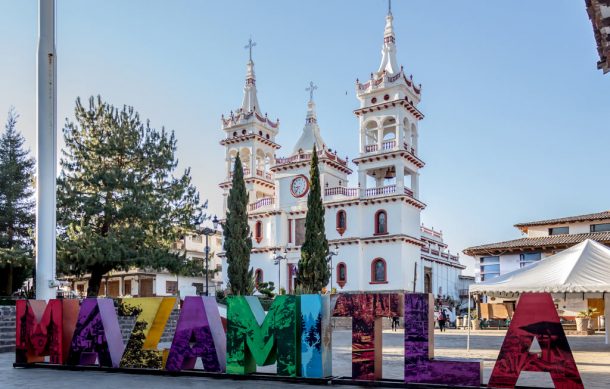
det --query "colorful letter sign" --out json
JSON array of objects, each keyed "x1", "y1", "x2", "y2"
[
  {"x1": 488, "y1": 293, "x2": 584, "y2": 389},
  {"x1": 300, "y1": 294, "x2": 332, "y2": 378},
  {"x1": 332, "y1": 293, "x2": 401, "y2": 380},
  {"x1": 403, "y1": 293, "x2": 482, "y2": 386},
  {"x1": 15, "y1": 299, "x2": 79, "y2": 364},
  {"x1": 226, "y1": 295, "x2": 300, "y2": 376},
  {"x1": 120, "y1": 297, "x2": 176, "y2": 369},
  {"x1": 67, "y1": 298, "x2": 124, "y2": 368},
  {"x1": 166, "y1": 296, "x2": 226, "y2": 372}
]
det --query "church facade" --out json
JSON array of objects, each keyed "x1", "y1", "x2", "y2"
[{"x1": 219, "y1": 9, "x2": 465, "y2": 298}]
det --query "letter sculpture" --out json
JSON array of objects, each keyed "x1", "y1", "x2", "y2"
[
  {"x1": 332, "y1": 293, "x2": 401, "y2": 380},
  {"x1": 300, "y1": 294, "x2": 332, "y2": 378},
  {"x1": 226, "y1": 295, "x2": 300, "y2": 376},
  {"x1": 15, "y1": 299, "x2": 79, "y2": 364},
  {"x1": 166, "y1": 296, "x2": 226, "y2": 372},
  {"x1": 119, "y1": 297, "x2": 176, "y2": 369},
  {"x1": 488, "y1": 293, "x2": 584, "y2": 389},
  {"x1": 67, "y1": 298, "x2": 124, "y2": 368},
  {"x1": 403, "y1": 293, "x2": 482, "y2": 386}
]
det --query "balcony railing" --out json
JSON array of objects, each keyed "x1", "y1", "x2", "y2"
[
  {"x1": 403, "y1": 143, "x2": 416, "y2": 155},
  {"x1": 365, "y1": 185, "x2": 396, "y2": 197},
  {"x1": 231, "y1": 168, "x2": 272, "y2": 181},
  {"x1": 325, "y1": 187, "x2": 358, "y2": 197},
  {"x1": 382, "y1": 140, "x2": 396, "y2": 150},
  {"x1": 365, "y1": 144, "x2": 378, "y2": 152},
  {"x1": 249, "y1": 197, "x2": 274, "y2": 211}
]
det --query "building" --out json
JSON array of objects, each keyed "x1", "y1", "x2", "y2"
[
  {"x1": 69, "y1": 230, "x2": 223, "y2": 298},
  {"x1": 218, "y1": 7, "x2": 466, "y2": 300},
  {"x1": 463, "y1": 210, "x2": 610, "y2": 282},
  {"x1": 585, "y1": 0, "x2": 610, "y2": 73}
]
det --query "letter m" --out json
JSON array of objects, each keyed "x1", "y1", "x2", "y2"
[
  {"x1": 15, "y1": 299, "x2": 78, "y2": 365},
  {"x1": 226, "y1": 295, "x2": 300, "y2": 376}
]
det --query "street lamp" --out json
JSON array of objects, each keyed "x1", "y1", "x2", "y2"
[
  {"x1": 199, "y1": 215, "x2": 219, "y2": 296},
  {"x1": 273, "y1": 248, "x2": 288, "y2": 294},
  {"x1": 327, "y1": 243, "x2": 339, "y2": 291}
]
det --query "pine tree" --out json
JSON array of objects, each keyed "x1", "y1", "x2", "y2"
[
  {"x1": 296, "y1": 144, "x2": 330, "y2": 294},
  {"x1": 223, "y1": 153, "x2": 252, "y2": 295},
  {"x1": 0, "y1": 108, "x2": 35, "y2": 295},
  {"x1": 57, "y1": 96, "x2": 202, "y2": 296}
]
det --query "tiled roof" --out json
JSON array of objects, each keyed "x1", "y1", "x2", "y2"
[
  {"x1": 462, "y1": 231, "x2": 610, "y2": 256},
  {"x1": 514, "y1": 210, "x2": 610, "y2": 228}
]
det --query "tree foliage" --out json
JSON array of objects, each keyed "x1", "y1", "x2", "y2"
[
  {"x1": 223, "y1": 153, "x2": 252, "y2": 295},
  {"x1": 296, "y1": 144, "x2": 330, "y2": 294},
  {"x1": 57, "y1": 96, "x2": 202, "y2": 296},
  {"x1": 0, "y1": 108, "x2": 35, "y2": 295}
]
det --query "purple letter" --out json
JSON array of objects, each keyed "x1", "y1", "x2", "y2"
[
  {"x1": 68, "y1": 298, "x2": 124, "y2": 367},
  {"x1": 404, "y1": 293, "x2": 482, "y2": 386},
  {"x1": 165, "y1": 296, "x2": 226, "y2": 372}
]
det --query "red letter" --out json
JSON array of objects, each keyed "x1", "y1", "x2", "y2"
[{"x1": 488, "y1": 293, "x2": 584, "y2": 389}]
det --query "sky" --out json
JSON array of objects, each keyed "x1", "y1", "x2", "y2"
[{"x1": 1, "y1": 0, "x2": 609, "y2": 275}]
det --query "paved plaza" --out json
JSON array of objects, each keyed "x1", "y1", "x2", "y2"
[{"x1": 1, "y1": 329, "x2": 609, "y2": 388}]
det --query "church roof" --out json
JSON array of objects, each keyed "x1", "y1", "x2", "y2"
[{"x1": 292, "y1": 99, "x2": 325, "y2": 154}]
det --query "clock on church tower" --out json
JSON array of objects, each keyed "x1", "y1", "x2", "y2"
[{"x1": 290, "y1": 175, "x2": 309, "y2": 198}]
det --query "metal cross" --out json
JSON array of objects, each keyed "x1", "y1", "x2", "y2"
[
  {"x1": 244, "y1": 38, "x2": 256, "y2": 61},
  {"x1": 306, "y1": 81, "x2": 318, "y2": 101},
  {"x1": 388, "y1": 0, "x2": 392, "y2": 15}
]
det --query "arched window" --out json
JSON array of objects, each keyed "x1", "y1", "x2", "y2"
[
  {"x1": 375, "y1": 210, "x2": 388, "y2": 235},
  {"x1": 371, "y1": 258, "x2": 387, "y2": 283},
  {"x1": 254, "y1": 269, "x2": 263, "y2": 286},
  {"x1": 336, "y1": 262, "x2": 347, "y2": 288},
  {"x1": 424, "y1": 273, "x2": 432, "y2": 294},
  {"x1": 336, "y1": 210, "x2": 347, "y2": 235},
  {"x1": 254, "y1": 221, "x2": 263, "y2": 243}
]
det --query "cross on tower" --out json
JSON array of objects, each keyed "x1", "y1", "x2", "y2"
[
  {"x1": 387, "y1": 0, "x2": 392, "y2": 15},
  {"x1": 306, "y1": 81, "x2": 318, "y2": 102},
  {"x1": 244, "y1": 38, "x2": 256, "y2": 61}
]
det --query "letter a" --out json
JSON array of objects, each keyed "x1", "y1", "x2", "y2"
[{"x1": 488, "y1": 293, "x2": 584, "y2": 389}]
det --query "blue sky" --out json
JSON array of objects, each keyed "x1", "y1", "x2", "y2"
[{"x1": 1, "y1": 1, "x2": 609, "y2": 273}]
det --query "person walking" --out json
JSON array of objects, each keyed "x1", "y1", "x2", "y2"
[
  {"x1": 392, "y1": 315, "x2": 400, "y2": 331},
  {"x1": 438, "y1": 309, "x2": 447, "y2": 332}
]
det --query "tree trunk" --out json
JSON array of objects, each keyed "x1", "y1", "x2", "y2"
[
  {"x1": 7, "y1": 263, "x2": 13, "y2": 295},
  {"x1": 87, "y1": 266, "x2": 105, "y2": 297}
]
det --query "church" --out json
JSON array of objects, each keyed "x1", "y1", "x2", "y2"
[{"x1": 218, "y1": 7, "x2": 466, "y2": 298}]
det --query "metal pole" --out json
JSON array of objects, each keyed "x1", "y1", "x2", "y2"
[
  {"x1": 329, "y1": 255, "x2": 333, "y2": 291},
  {"x1": 467, "y1": 292, "x2": 471, "y2": 351},
  {"x1": 36, "y1": 0, "x2": 57, "y2": 300},
  {"x1": 205, "y1": 233, "x2": 209, "y2": 296}
]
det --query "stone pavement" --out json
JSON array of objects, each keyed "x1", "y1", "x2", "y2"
[{"x1": 2, "y1": 329, "x2": 609, "y2": 388}]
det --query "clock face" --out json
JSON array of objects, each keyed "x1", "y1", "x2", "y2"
[{"x1": 290, "y1": 175, "x2": 309, "y2": 198}]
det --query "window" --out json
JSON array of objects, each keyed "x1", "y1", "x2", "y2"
[
  {"x1": 255, "y1": 221, "x2": 263, "y2": 243},
  {"x1": 192, "y1": 282, "x2": 203, "y2": 295},
  {"x1": 336, "y1": 210, "x2": 347, "y2": 235},
  {"x1": 520, "y1": 252, "x2": 541, "y2": 268},
  {"x1": 375, "y1": 210, "x2": 388, "y2": 235},
  {"x1": 288, "y1": 219, "x2": 293, "y2": 243},
  {"x1": 165, "y1": 281, "x2": 178, "y2": 295},
  {"x1": 549, "y1": 226, "x2": 569, "y2": 235},
  {"x1": 295, "y1": 218, "x2": 306, "y2": 246},
  {"x1": 371, "y1": 258, "x2": 387, "y2": 283},
  {"x1": 336, "y1": 263, "x2": 347, "y2": 288},
  {"x1": 424, "y1": 267, "x2": 432, "y2": 294},
  {"x1": 254, "y1": 269, "x2": 263, "y2": 286},
  {"x1": 480, "y1": 256, "x2": 500, "y2": 281},
  {"x1": 591, "y1": 223, "x2": 610, "y2": 232}
]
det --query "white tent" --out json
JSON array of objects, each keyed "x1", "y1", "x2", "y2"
[{"x1": 466, "y1": 239, "x2": 610, "y2": 348}]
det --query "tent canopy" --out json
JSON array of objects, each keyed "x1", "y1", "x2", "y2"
[{"x1": 469, "y1": 239, "x2": 610, "y2": 296}]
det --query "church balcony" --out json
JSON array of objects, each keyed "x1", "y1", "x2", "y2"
[
  {"x1": 275, "y1": 149, "x2": 348, "y2": 168},
  {"x1": 249, "y1": 197, "x2": 274, "y2": 212},
  {"x1": 325, "y1": 186, "x2": 359, "y2": 198}
]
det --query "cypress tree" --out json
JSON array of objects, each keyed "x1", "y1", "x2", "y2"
[
  {"x1": 57, "y1": 96, "x2": 202, "y2": 297},
  {"x1": 223, "y1": 153, "x2": 252, "y2": 295},
  {"x1": 296, "y1": 144, "x2": 329, "y2": 293},
  {"x1": 0, "y1": 108, "x2": 35, "y2": 295}
]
